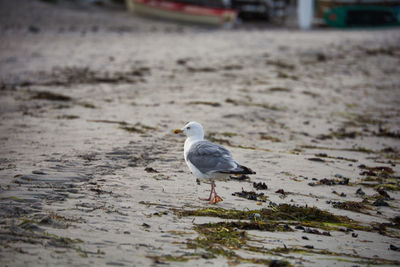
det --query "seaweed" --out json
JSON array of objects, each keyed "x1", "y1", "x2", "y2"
[
  {"x1": 232, "y1": 189, "x2": 268, "y2": 202},
  {"x1": 32, "y1": 91, "x2": 71, "y2": 101},
  {"x1": 266, "y1": 60, "x2": 295, "y2": 70},
  {"x1": 186, "y1": 66, "x2": 216, "y2": 72},
  {"x1": 225, "y1": 98, "x2": 284, "y2": 111},
  {"x1": 253, "y1": 182, "x2": 268, "y2": 190},
  {"x1": 177, "y1": 204, "x2": 346, "y2": 223},
  {"x1": 79, "y1": 102, "x2": 96, "y2": 109},
  {"x1": 186, "y1": 101, "x2": 221, "y2": 107},
  {"x1": 185, "y1": 222, "x2": 292, "y2": 266},
  {"x1": 260, "y1": 134, "x2": 281, "y2": 142},
  {"x1": 300, "y1": 145, "x2": 373, "y2": 153},
  {"x1": 119, "y1": 123, "x2": 157, "y2": 134},
  {"x1": 268, "y1": 87, "x2": 291, "y2": 93},
  {"x1": 315, "y1": 153, "x2": 357, "y2": 162},
  {"x1": 57, "y1": 115, "x2": 79, "y2": 120},
  {"x1": 270, "y1": 246, "x2": 400, "y2": 265},
  {"x1": 316, "y1": 128, "x2": 359, "y2": 140},
  {"x1": 375, "y1": 127, "x2": 400, "y2": 139},
  {"x1": 311, "y1": 177, "x2": 349, "y2": 186},
  {"x1": 330, "y1": 201, "x2": 370, "y2": 213}
]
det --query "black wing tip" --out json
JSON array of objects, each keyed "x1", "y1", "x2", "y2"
[
  {"x1": 241, "y1": 165, "x2": 256, "y2": 175},
  {"x1": 220, "y1": 165, "x2": 255, "y2": 175}
]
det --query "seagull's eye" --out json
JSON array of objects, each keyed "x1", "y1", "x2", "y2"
[{"x1": 187, "y1": 127, "x2": 191, "y2": 130}]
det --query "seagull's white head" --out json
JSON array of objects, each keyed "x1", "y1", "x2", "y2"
[{"x1": 174, "y1": 121, "x2": 204, "y2": 140}]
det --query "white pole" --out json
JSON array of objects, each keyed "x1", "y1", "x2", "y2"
[{"x1": 298, "y1": 0, "x2": 314, "y2": 30}]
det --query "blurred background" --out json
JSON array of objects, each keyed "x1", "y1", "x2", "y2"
[{"x1": 1, "y1": 0, "x2": 400, "y2": 31}]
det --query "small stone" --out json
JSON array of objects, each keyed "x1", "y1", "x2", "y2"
[
  {"x1": 302, "y1": 236, "x2": 309, "y2": 240},
  {"x1": 334, "y1": 174, "x2": 343, "y2": 178},
  {"x1": 304, "y1": 245, "x2": 314, "y2": 249},
  {"x1": 352, "y1": 233, "x2": 358, "y2": 238}
]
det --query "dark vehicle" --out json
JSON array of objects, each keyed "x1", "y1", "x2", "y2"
[{"x1": 231, "y1": 0, "x2": 269, "y2": 20}]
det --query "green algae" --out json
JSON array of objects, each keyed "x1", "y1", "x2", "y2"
[
  {"x1": 178, "y1": 204, "x2": 346, "y2": 223},
  {"x1": 376, "y1": 183, "x2": 400, "y2": 191},
  {"x1": 331, "y1": 201, "x2": 370, "y2": 213},
  {"x1": 177, "y1": 204, "x2": 376, "y2": 234},
  {"x1": 197, "y1": 221, "x2": 292, "y2": 234},
  {"x1": 186, "y1": 222, "x2": 292, "y2": 266},
  {"x1": 170, "y1": 204, "x2": 400, "y2": 266}
]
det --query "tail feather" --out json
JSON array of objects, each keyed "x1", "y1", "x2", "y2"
[{"x1": 219, "y1": 165, "x2": 256, "y2": 175}]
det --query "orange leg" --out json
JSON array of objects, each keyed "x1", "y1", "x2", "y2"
[{"x1": 209, "y1": 181, "x2": 223, "y2": 204}]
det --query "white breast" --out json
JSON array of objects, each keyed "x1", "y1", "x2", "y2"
[{"x1": 183, "y1": 137, "x2": 209, "y2": 179}]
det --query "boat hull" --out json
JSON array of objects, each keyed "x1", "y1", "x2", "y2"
[{"x1": 126, "y1": 0, "x2": 237, "y2": 26}]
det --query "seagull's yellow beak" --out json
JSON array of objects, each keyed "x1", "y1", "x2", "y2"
[{"x1": 173, "y1": 129, "x2": 183, "y2": 134}]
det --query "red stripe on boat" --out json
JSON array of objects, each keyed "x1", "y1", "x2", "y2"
[{"x1": 134, "y1": 0, "x2": 236, "y2": 16}]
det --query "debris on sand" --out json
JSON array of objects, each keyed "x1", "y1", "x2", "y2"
[
  {"x1": 308, "y1": 157, "x2": 325, "y2": 162},
  {"x1": 32, "y1": 91, "x2": 72, "y2": 101},
  {"x1": 373, "y1": 198, "x2": 389, "y2": 207},
  {"x1": 329, "y1": 200, "x2": 369, "y2": 213},
  {"x1": 232, "y1": 189, "x2": 267, "y2": 202},
  {"x1": 253, "y1": 182, "x2": 268, "y2": 190},
  {"x1": 356, "y1": 188, "x2": 365, "y2": 196},
  {"x1": 315, "y1": 153, "x2": 358, "y2": 162},
  {"x1": 390, "y1": 244, "x2": 400, "y2": 251},
  {"x1": 308, "y1": 177, "x2": 349, "y2": 186},
  {"x1": 275, "y1": 189, "x2": 286, "y2": 195},
  {"x1": 375, "y1": 127, "x2": 400, "y2": 139},
  {"x1": 303, "y1": 228, "x2": 331, "y2": 236},
  {"x1": 186, "y1": 101, "x2": 221, "y2": 107},
  {"x1": 144, "y1": 167, "x2": 159, "y2": 173}
]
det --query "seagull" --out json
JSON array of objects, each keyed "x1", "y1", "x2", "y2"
[{"x1": 174, "y1": 121, "x2": 255, "y2": 204}]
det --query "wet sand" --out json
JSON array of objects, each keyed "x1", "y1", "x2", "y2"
[{"x1": 1, "y1": 1, "x2": 400, "y2": 266}]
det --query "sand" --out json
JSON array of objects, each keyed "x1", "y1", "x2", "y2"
[{"x1": 1, "y1": 0, "x2": 400, "y2": 266}]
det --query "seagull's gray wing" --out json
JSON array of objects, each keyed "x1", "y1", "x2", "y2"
[{"x1": 187, "y1": 141, "x2": 238, "y2": 174}]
